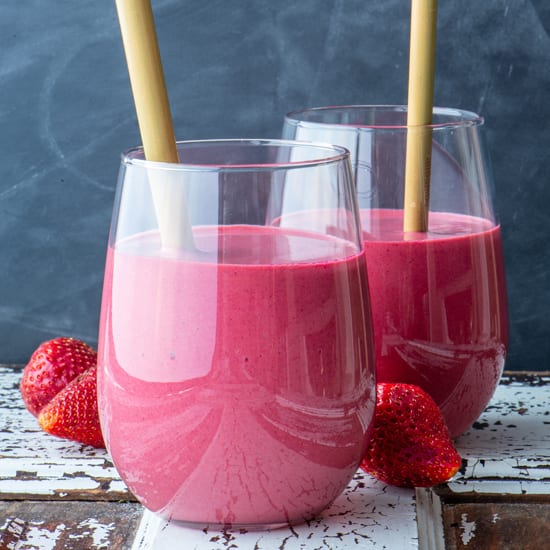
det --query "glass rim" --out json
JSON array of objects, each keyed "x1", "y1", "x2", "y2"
[
  {"x1": 284, "y1": 105, "x2": 484, "y2": 130},
  {"x1": 121, "y1": 138, "x2": 351, "y2": 172}
]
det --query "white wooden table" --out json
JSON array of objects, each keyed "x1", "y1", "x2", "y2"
[{"x1": 1, "y1": 366, "x2": 548, "y2": 549}]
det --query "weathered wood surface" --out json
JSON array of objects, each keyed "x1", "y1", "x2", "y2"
[
  {"x1": 418, "y1": 493, "x2": 550, "y2": 550},
  {"x1": 133, "y1": 474, "x2": 419, "y2": 550},
  {"x1": 133, "y1": 373, "x2": 550, "y2": 549},
  {"x1": 0, "y1": 365, "x2": 139, "y2": 548},
  {"x1": 0, "y1": 365, "x2": 131, "y2": 501},
  {"x1": 0, "y1": 501, "x2": 142, "y2": 550},
  {"x1": 453, "y1": 372, "x2": 550, "y2": 487},
  {"x1": 417, "y1": 372, "x2": 550, "y2": 550},
  {"x1": 1, "y1": 364, "x2": 549, "y2": 549}
]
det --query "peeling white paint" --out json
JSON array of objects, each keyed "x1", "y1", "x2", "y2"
[
  {"x1": 1, "y1": 517, "x2": 26, "y2": 541},
  {"x1": 0, "y1": 364, "x2": 129, "y2": 499},
  {"x1": 133, "y1": 475, "x2": 418, "y2": 550},
  {"x1": 448, "y1": 479, "x2": 549, "y2": 495},
  {"x1": 0, "y1": 477, "x2": 100, "y2": 494},
  {"x1": 460, "y1": 513, "x2": 476, "y2": 546},
  {"x1": 13, "y1": 522, "x2": 67, "y2": 550},
  {"x1": 2, "y1": 367, "x2": 549, "y2": 549},
  {"x1": 68, "y1": 518, "x2": 116, "y2": 548}
]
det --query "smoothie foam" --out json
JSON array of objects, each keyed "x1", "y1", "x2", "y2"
[
  {"x1": 98, "y1": 225, "x2": 375, "y2": 527},
  {"x1": 362, "y1": 209, "x2": 508, "y2": 437}
]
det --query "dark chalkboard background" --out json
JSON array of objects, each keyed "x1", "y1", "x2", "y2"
[{"x1": 1, "y1": 1, "x2": 549, "y2": 369}]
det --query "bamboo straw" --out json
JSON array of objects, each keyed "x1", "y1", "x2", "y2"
[
  {"x1": 115, "y1": 0, "x2": 194, "y2": 250},
  {"x1": 403, "y1": 0, "x2": 438, "y2": 233}
]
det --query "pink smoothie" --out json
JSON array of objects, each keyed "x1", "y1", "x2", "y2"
[
  {"x1": 362, "y1": 209, "x2": 509, "y2": 438},
  {"x1": 98, "y1": 225, "x2": 375, "y2": 527}
]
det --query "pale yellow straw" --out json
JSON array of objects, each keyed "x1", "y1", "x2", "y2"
[
  {"x1": 115, "y1": 0, "x2": 194, "y2": 250},
  {"x1": 403, "y1": 0, "x2": 438, "y2": 233}
]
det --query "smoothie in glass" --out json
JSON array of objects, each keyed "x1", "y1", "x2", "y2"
[
  {"x1": 282, "y1": 105, "x2": 510, "y2": 438},
  {"x1": 98, "y1": 224, "x2": 375, "y2": 526},
  {"x1": 362, "y1": 209, "x2": 508, "y2": 437}
]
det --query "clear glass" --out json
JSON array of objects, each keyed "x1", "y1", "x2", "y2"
[
  {"x1": 97, "y1": 139, "x2": 376, "y2": 529},
  {"x1": 284, "y1": 106, "x2": 509, "y2": 438}
]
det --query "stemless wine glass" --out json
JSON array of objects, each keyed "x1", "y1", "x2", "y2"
[
  {"x1": 97, "y1": 139, "x2": 376, "y2": 529},
  {"x1": 283, "y1": 106, "x2": 509, "y2": 438}
]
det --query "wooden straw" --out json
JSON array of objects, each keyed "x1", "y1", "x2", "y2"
[
  {"x1": 403, "y1": 0, "x2": 438, "y2": 233},
  {"x1": 115, "y1": 0, "x2": 194, "y2": 250}
]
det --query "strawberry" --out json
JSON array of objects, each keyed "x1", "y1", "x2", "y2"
[
  {"x1": 37, "y1": 365, "x2": 105, "y2": 448},
  {"x1": 20, "y1": 337, "x2": 97, "y2": 416},
  {"x1": 360, "y1": 383, "x2": 461, "y2": 488}
]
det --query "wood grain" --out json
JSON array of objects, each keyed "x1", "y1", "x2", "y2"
[
  {"x1": 417, "y1": 372, "x2": 550, "y2": 550},
  {"x1": 2, "y1": 364, "x2": 549, "y2": 549},
  {"x1": 0, "y1": 500, "x2": 142, "y2": 549},
  {"x1": 0, "y1": 365, "x2": 133, "y2": 502},
  {"x1": 417, "y1": 488, "x2": 550, "y2": 550}
]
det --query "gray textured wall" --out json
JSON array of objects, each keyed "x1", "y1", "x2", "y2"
[{"x1": 1, "y1": 0, "x2": 549, "y2": 369}]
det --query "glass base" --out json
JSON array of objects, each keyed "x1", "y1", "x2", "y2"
[
  {"x1": 166, "y1": 518, "x2": 301, "y2": 531},
  {"x1": 150, "y1": 508, "x2": 325, "y2": 532}
]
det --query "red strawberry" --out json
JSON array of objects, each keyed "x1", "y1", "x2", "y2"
[
  {"x1": 37, "y1": 365, "x2": 105, "y2": 448},
  {"x1": 360, "y1": 383, "x2": 461, "y2": 488},
  {"x1": 20, "y1": 337, "x2": 97, "y2": 416}
]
